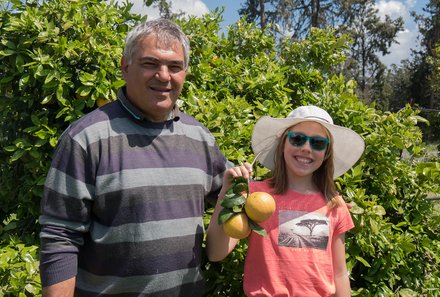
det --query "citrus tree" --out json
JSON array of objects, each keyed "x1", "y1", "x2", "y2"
[
  {"x1": 1, "y1": 1, "x2": 439, "y2": 296},
  {"x1": 181, "y1": 16, "x2": 440, "y2": 297}
]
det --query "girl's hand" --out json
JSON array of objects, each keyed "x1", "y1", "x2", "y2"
[
  {"x1": 207, "y1": 162, "x2": 253, "y2": 262},
  {"x1": 223, "y1": 162, "x2": 253, "y2": 191}
]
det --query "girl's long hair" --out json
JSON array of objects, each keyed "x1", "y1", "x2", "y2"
[{"x1": 268, "y1": 125, "x2": 341, "y2": 208}]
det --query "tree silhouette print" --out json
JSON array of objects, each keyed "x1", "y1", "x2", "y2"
[{"x1": 297, "y1": 219, "x2": 328, "y2": 236}]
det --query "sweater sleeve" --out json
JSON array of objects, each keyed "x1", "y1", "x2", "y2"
[{"x1": 39, "y1": 130, "x2": 94, "y2": 286}]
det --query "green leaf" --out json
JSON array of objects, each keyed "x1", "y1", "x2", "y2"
[
  {"x1": 111, "y1": 79, "x2": 126, "y2": 89},
  {"x1": 42, "y1": 94, "x2": 53, "y2": 104},
  {"x1": 232, "y1": 182, "x2": 248, "y2": 195},
  {"x1": 79, "y1": 71, "x2": 96, "y2": 86},
  {"x1": 233, "y1": 176, "x2": 247, "y2": 184},
  {"x1": 232, "y1": 205, "x2": 243, "y2": 212},
  {"x1": 398, "y1": 288, "x2": 418, "y2": 297},
  {"x1": 369, "y1": 218, "x2": 379, "y2": 234},
  {"x1": 391, "y1": 135, "x2": 404, "y2": 149},
  {"x1": 355, "y1": 256, "x2": 371, "y2": 267},
  {"x1": 10, "y1": 149, "x2": 25, "y2": 162},
  {"x1": 248, "y1": 220, "x2": 267, "y2": 237},
  {"x1": 19, "y1": 73, "x2": 30, "y2": 88},
  {"x1": 0, "y1": 75, "x2": 14, "y2": 83},
  {"x1": 399, "y1": 240, "x2": 416, "y2": 253},
  {"x1": 16, "y1": 54, "x2": 25, "y2": 72},
  {"x1": 35, "y1": 129, "x2": 48, "y2": 139},
  {"x1": 45, "y1": 71, "x2": 57, "y2": 84},
  {"x1": 221, "y1": 194, "x2": 246, "y2": 208},
  {"x1": 76, "y1": 85, "x2": 92, "y2": 97},
  {"x1": 4, "y1": 146, "x2": 16, "y2": 152},
  {"x1": 372, "y1": 205, "x2": 386, "y2": 216},
  {"x1": 49, "y1": 137, "x2": 58, "y2": 147},
  {"x1": 145, "y1": 0, "x2": 155, "y2": 6},
  {"x1": 31, "y1": 115, "x2": 40, "y2": 125},
  {"x1": 0, "y1": 49, "x2": 15, "y2": 56},
  {"x1": 218, "y1": 208, "x2": 235, "y2": 225},
  {"x1": 349, "y1": 203, "x2": 364, "y2": 214}
]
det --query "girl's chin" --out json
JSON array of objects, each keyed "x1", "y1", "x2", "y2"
[{"x1": 287, "y1": 169, "x2": 314, "y2": 179}]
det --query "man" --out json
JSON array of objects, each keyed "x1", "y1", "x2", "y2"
[{"x1": 39, "y1": 18, "x2": 228, "y2": 297}]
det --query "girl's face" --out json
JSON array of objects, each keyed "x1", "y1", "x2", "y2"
[{"x1": 283, "y1": 121, "x2": 329, "y2": 181}]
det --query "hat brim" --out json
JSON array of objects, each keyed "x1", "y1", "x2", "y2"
[{"x1": 251, "y1": 116, "x2": 365, "y2": 178}]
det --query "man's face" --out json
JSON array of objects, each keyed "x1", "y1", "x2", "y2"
[{"x1": 121, "y1": 34, "x2": 187, "y2": 122}]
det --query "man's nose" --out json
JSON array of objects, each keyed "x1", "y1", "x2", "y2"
[{"x1": 155, "y1": 65, "x2": 171, "y2": 81}]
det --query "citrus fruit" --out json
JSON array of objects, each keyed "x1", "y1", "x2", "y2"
[
  {"x1": 223, "y1": 213, "x2": 251, "y2": 239},
  {"x1": 96, "y1": 98, "x2": 111, "y2": 107},
  {"x1": 244, "y1": 192, "x2": 276, "y2": 223}
]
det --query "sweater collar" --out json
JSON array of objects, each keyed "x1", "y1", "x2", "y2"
[{"x1": 117, "y1": 87, "x2": 180, "y2": 122}]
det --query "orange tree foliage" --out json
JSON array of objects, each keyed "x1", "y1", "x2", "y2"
[{"x1": 0, "y1": 1, "x2": 439, "y2": 296}]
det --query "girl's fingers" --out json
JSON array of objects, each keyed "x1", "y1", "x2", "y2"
[
  {"x1": 230, "y1": 162, "x2": 253, "y2": 179},
  {"x1": 243, "y1": 162, "x2": 253, "y2": 172},
  {"x1": 223, "y1": 162, "x2": 254, "y2": 189}
]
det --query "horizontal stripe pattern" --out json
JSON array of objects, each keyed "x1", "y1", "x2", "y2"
[
  {"x1": 72, "y1": 116, "x2": 217, "y2": 150},
  {"x1": 40, "y1": 93, "x2": 226, "y2": 296},
  {"x1": 95, "y1": 167, "x2": 212, "y2": 195},
  {"x1": 79, "y1": 231, "x2": 204, "y2": 276},
  {"x1": 90, "y1": 217, "x2": 203, "y2": 244},
  {"x1": 75, "y1": 267, "x2": 204, "y2": 297},
  {"x1": 45, "y1": 167, "x2": 94, "y2": 200},
  {"x1": 93, "y1": 184, "x2": 204, "y2": 226}
]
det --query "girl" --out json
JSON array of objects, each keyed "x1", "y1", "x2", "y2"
[{"x1": 206, "y1": 105, "x2": 365, "y2": 297}]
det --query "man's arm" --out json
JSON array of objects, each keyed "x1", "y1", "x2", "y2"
[
  {"x1": 42, "y1": 277, "x2": 76, "y2": 297},
  {"x1": 39, "y1": 132, "x2": 89, "y2": 292}
]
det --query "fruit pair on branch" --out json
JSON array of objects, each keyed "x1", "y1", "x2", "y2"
[{"x1": 218, "y1": 177, "x2": 276, "y2": 239}]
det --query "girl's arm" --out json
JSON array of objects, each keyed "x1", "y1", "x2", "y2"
[
  {"x1": 332, "y1": 232, "x2": 351, "y2": 297},
  {"x1": 206, "y1": 163, "x2": 252, "y2": 262}
]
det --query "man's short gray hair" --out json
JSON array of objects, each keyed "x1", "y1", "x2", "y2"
[{"x1": 123, "y1": 18, "x2": 190, "y2": 69}]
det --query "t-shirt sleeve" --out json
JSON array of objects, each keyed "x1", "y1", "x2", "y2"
[{"x1": 333, "y1": 196, "x2": 355, "y2": 236}]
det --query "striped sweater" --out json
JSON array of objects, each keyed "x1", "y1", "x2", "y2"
[{"x1": 39, "y1": 88, "x2": 227, "y2": 296}]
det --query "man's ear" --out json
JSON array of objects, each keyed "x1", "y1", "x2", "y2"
[{"x1": 121, "y1": 57, "x2": 129, "y2": 74}]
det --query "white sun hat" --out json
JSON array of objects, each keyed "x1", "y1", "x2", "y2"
[{"x1": 251, "y1": 105, "x2": 365, "y2": 178}]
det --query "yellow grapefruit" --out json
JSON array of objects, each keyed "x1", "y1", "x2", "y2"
[
  {"x1": 244, "y1": 192, "x2": 276, "y2": 223},
  {"x1": 223, "y1": 213, "x2": 251, "y2": 239}
]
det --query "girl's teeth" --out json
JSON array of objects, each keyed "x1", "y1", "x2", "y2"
[{"x1": 295, "y1": 156, "x2": 312, "y2": 164}]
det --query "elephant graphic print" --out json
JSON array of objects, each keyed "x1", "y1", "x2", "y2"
[{"x1": 278, "y1": 210, "x2": 329, "y2": 250}]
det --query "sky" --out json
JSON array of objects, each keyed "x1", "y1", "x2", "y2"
[{"x1": 123, "y1": 0, "x2": 429, "y2": 67}]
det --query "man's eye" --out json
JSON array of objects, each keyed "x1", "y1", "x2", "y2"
[
  {"x1": 143, "y1": 62, "x2": 157, "y2": 68},
  {"x1": 169, "y1": 65, "x2": 183, "y2": 73}
]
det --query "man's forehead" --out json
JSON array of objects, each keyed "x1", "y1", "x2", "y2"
[{"x1": 140, "y1": 34, "x2": 182, "y2": 50}]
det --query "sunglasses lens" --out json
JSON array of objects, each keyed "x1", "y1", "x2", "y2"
[
  {"x1": 288, "y1": 133, "x2": 307, "y2": 147},
  {"x1": 288, "y1": 132, "x2": 329, "y2": 151},
  {"x1": 310, "y1": 138, "x2": 328, "y2": 151}
]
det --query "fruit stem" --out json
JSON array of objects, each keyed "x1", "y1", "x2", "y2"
[{"x1": 248, "y1": 151, "x2": 262, "y2": 188}]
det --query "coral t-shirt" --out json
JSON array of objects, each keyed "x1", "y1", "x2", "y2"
[{"x1": 243, "y1": 180, "x2": 354, "y2": 297}]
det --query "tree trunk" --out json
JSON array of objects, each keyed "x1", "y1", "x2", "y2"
[
  {"x1": 260, "y1": 0, "x2": 266, "y2": 29},
  {"x1": 311, "y1": 0, "x2": 320, "y2": 27}
]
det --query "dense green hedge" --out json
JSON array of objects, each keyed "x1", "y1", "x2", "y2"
[{"x1": 1, "y1": 1, "x2": 439, "y2": 296}]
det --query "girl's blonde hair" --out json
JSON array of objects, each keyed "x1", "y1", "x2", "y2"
[{"x1": 267, "y1": 124, "x2": 342, "y2": 208}]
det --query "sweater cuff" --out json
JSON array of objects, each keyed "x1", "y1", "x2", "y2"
[{"x1": 39, "y1": 253, "x2": 77, "y2": 287}]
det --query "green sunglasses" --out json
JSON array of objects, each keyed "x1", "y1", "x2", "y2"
[{"x1": 287, "y1": 132, "x2": 330, "y2": 151}]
